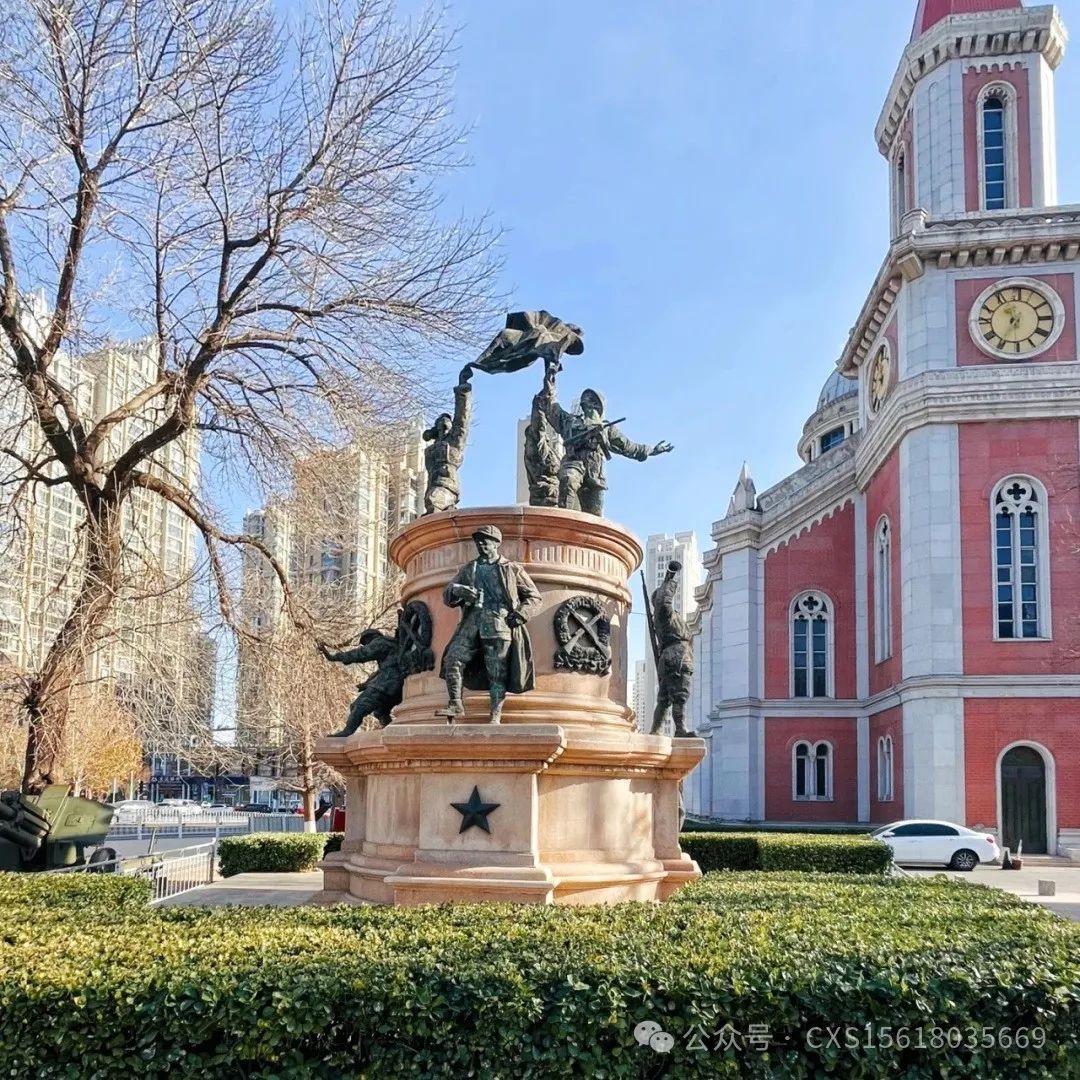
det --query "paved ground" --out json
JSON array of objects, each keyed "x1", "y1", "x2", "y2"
[
  {"x1": 907, "y1": 861, "x2": 1080, "y2": 921},
  {"x1": 159, "y1": 871, "x2": 324, "y2": 907}
]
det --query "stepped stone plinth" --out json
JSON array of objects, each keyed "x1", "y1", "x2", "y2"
[{"x1": 315, "y1": 506, "x2": 704, "y2": 905}]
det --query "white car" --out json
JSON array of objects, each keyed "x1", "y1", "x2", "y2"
[
  {"x1": 159, "y1": 798, "x2": 205, "y2": 813},
  {"x1": 872, "y1": 819, "x2": 1001, "y2": 871}
]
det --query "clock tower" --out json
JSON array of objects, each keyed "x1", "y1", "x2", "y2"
[{"x1": 688, "y1": 1, "x2": 1080, "y2": 860}]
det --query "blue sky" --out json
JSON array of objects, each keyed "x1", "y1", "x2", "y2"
[
  {"x1": 219, "y1": 1, "x2": 1080, "y2": 704},
  {"x1": 421, "y1": 0, "x2": 1080, "y2": 673}
]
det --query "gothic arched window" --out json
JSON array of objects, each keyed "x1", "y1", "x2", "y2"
[
  {"x1": 993, "y1": 476, "x2": 1050, "y2": 639},
  {"x1": 981, "y1": 91, "x2": 1009, "y2": 210},
  {"x1": 791, "y1": 593, "x2": 832, "y2": 698},
  {"x1": 874, "y1": 517, "x2": 893, "y2": 663},
  {"x1": 793, "y1": 740, "x2": 833, "y2": 800},
  {"x1": 876, "y1": 735, "x2": 894, "y2": 801}
]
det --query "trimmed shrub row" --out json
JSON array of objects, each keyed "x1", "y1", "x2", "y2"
[
  {"x1": 0, "y1": 870, "x2": 1077, "y2": 1077},
  {"x1": 217, "y1": 832, "x2": 344, "y2": 877},
  {"x1": 684, "y1": 817, "x2": 875, "y2": 835},
  {"x1": 681, "y1": 830, "x2": 892, "y2": 874}
]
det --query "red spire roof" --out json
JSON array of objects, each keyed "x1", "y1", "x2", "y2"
[{"x1": 911, "y1": 0, "x2": 1023, "y2": 41}]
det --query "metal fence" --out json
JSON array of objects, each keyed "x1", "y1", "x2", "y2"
[
  {"x1": 107, "y1": 811, "x2": 332, "y2": 841},
  {"x1": 45, "y1": 842, "x2": 218, "y2": 904}
]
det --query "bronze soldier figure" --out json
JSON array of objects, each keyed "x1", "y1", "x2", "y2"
[
  {"x1": 422, "y1": 365, "x2": 473, "y2": 514},
  {"x1": 523, "y1": 389, "x2": 562, "y2": 507},
  {"x1": 537, "y1": 359, "x2": 673, "y2": 516},
  {"x1": 649, "y1": 560, "x2": 695, "y2": 738},
  {"x1": 440, "y1": 525, "x2": 543, "y2": 723},
  {"x1": 320, "y1": 630, "x2": 404, "y2": 736}
]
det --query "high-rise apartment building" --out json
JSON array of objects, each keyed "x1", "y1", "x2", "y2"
[
  {"x1": 630, "y1": 659, "x2": 647, "y2": 730},
  {"x1": 236, "y1": 424, "x2": 426, "y2": 748},
  {"x1": 640, "y1": 531, "x2": 699, "y2": 734},
  {"x1": 0, "y1": 298, "x2": 208, "y2": 741}
]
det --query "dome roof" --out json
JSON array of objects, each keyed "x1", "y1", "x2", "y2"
[{"x1": 816, "y1": 370, "x2": 858, "y2": 411}]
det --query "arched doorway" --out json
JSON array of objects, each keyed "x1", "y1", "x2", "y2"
[{"x1": 1000, "y1": 746, "x2": 1048, "y2": 854}]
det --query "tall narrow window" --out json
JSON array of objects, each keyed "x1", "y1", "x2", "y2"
[
  {"x1": 874, "y1": 517, "x2": 893, "y2": 662},
  {"x1": 793, "y1": 740, "x2": 833, "y2": 800},
  {"x1": 795, "y1": 742, "x2": 809, "y2": 798},
  {"x1": 982, "y1": 95, "x2": 1007, "y2": 210},
  {"x1": 993, "y1": 477, "x2": 1048, "y2": 639},
  {"x1": 895, "y1": 152, "x2": 907, "y2": 222},
  {"x1": 792, "y1": 593, "x2": 832, "y2": 698},
  {"x1": 876, "y1": 735, "x2": 894, "y2": 801}
]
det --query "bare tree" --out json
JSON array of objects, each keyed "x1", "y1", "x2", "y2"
[
  {"x1": 235, "y1": 444, "x2": 406, "y2": 829},
  {"x1": 0, "y1": 0, "x2": 498, "y2": 790},
  {"x1": 0, "y1": 673, "x2": 144, "y2": 797}
]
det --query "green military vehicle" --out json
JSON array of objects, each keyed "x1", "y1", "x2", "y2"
[{"x1": 0, "y1": 785, "x2": 117, "y2": 871}]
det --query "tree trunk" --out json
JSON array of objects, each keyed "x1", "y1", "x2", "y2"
[
  {"x1": 21, "y1": 495, "x2": 124, "y2": 793},
  {"x1": 300, "y1": 736, "x2": 317, "y2": 834}
]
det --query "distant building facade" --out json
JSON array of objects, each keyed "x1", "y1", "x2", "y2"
[
  {"x1": 236, "y1": 424, "x2": 426, "y2": 749},
  {"x1": 688, "y1": 0, "x2": 1080, "y2": 859},
  {"x1": 630, "y1": 658, "x2": 647, "y2": 730},
  {"x1": 0, "y1": 304, "x2": 210, "y2": 744}
]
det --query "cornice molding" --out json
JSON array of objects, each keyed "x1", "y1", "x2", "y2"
[
  {"x1": 697, "y1": 674, "x2": 1080, "y2": 729},
  {"x1": 876, "y1": 5, "x2": 1066, "y2": 155},
  {"x1": 839, "y1": 206, "x2": 1080, "y2": 376},
  {"x1": 854, "y1": 363, "x2": 1080, "y2": 487}
]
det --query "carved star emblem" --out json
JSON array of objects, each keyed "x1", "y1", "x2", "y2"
[{"x1": 451, "y1": 786, "x2": 500, "y2": 834}]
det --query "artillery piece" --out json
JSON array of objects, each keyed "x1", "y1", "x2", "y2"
[{"x1": 0, "y1": 785, "x2": 117, "y2": 872}]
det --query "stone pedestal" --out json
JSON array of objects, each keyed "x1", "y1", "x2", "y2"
[{"x1": 314, "y1": 506, "x2": 704, "y2": 905}]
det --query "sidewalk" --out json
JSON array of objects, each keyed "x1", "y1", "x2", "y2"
[
  {"x1": 159, "y1": 871, "x2": 323, "y2": 908},
  {"x1": 909, "y1": 864, "x2": 1080, "y2": 921}
]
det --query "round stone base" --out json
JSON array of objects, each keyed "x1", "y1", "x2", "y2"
[{"x1": 313, "y1": 723, "x2": 704, "y2": 906}]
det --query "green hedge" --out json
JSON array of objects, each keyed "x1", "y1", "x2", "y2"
[
  {"x1": 684, "y1": 818, "x2": 874, "y2": 835},
  {"x1": 0, "y1": 872, "x2": 151, "y2": 912},
  {"x1": 217, "y1": 833, "x2": 345, "y2": 877},
  {"x1": 681, "y1": 830, "x2": 893, "y2": 874},
  {"x1": 1, "y1": 871, "x2": 1078, "y2": 1078}
]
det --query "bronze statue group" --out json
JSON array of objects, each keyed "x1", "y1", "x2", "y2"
[{"x1": 318, "y1": 311, "x2": 692, "y2": 738}]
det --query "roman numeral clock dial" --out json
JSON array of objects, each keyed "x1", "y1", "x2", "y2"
[{"x1": 969, "y1": 279, "x2": 1063, "y2": 361}]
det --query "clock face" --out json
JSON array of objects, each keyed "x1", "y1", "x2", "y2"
[
  {"x1": 869, "y1": 346, "x2": 890, "y2": 413},
  {"x1": 971, "y1": 280, "x2": 1063, "y2": 359}
]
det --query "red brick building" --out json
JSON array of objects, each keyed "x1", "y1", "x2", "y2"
[{"x1": 685, "y1": 0, "x2": 1080, "y2": 856}]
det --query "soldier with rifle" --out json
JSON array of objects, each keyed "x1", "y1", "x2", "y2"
[
  {"x1": 641, "y1": 560, "x2": 695, "y2": 738},
  {"x1": 536, "y1": 357, "x2": 673, "y2": 516}
]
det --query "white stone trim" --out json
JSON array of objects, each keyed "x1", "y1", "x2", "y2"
[
  {"x1": 989, "y1": 474, "x2": 1052, "y2": 642},
  {"x1": 966, "y1": 276, "x2": 1066, "y2": 361},
  {"x1": 838, "y1": 209, "x2": 1080, "y2": 376},
  {"x1": 901, "y1": 694, "x2": 965, "y2": 821},
  {"x1": 789, "y1": 591, "x2": 835, "y2": 701},
  {"x1": 854, "y1": 363, "x2": 1080, "y2": 491},
  {"x1": 1031, "y1": 54, "x2": 1057, "y2": 207},
  {"x1": 974, "y1": 79, "x2": 1022, "y2": 212},
  {"x1": 995, "y1": 740, "x2": 1058, "y2": 855}
]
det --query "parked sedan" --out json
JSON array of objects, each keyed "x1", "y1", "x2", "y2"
[{"x1": 871, "y1": 819, "x2": 1001, "y2": 871}]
